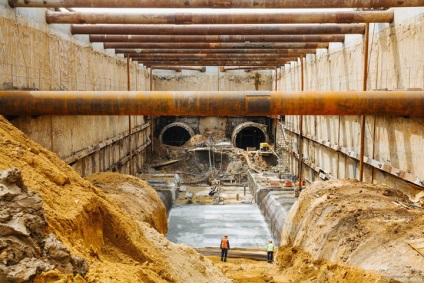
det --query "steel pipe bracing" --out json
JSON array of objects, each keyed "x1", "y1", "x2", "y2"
[
  {"x1": 129, "y1": 53, "x2": 301, "y2": 59},
  {"x1": 104, "y1": 42, "x2": 330, "y2": 49},
  {"x1": 46, "y1": 10, "x2": 394, "y2": 25},
  {"x1": 135, "y1": 61, "x2": 292, "y2": 66},
  {"x1": 116, "y1": 49, "x2": 317, "y2": 55},
  {"x1": 1, "y1": 91, "x2": 423, "y2": 117},
  {"x1": 71, "y1": 24, "x2": 366, "y2": 35},
  {"x1": 220, "y1": 66, "x2": 274, "y2": 72},
  {"x1": 152, "y1": 66, "x2": 207, "y2": 72},
  {"x1": 9, "y1": 0, "x2": 424, "y2": 8},
  {"x1": 90, "y1": 34, "x2": 345, "y2": 43},
  {"x1": 133, "y1": 59, "x2": 297, "y2": 63}
]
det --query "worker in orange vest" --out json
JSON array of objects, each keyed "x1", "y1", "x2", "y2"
[{"x1": 220, "y1": 234, "x2": 230, "y2": 262}]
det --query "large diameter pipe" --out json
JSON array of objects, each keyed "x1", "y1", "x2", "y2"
[
  {"x1": 133, "y1": 58, "x2": 297, "y2": 62},
  {"x1": 9, "y1": 0, "x2": 424, "y2": 8},
  {"x1": 116, "y1": 49, "x2": 317, "y2": 55},
  {"x1": 129, "y1": 53, "x2": 301, "y2": 59},
  {"x1": 90, "y1": 34, "x2": 345, "y2": 43},
  {"x1": 152, "y1": 66, "x2": 207, "y2": 72},
  {"x1": 46, "y1": 10, "x2": 394, "y2": 24},
  {"x1": 135, "y1": 61, "x2": 291, "y2": 66},
  {"x1": 71, "y1": 24, "x2": 366, "y2": 35},
  {"x1": 1, "y1": 91, "x2": 423, "y2": 116},
  {"x1": 104, "y1": 42, "x2": 329, "y2": 49}
]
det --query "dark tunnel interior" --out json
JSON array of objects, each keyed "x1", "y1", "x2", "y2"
[
  {"x1": 162, "y1": 126, "x2": 192, "y2": 146},
  {"x1": 234, "y1": 126, "x2": 266, "y2": 150}
]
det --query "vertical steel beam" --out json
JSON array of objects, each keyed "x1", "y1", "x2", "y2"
[
  {"x1": 127, "y1": 54, "x2": 132, "y2": 175},
  {"x1": 359, "y1": 24, "x2": 370, "y2": 182},
  {"x1": 149, "y1": 68, "x2": 154, "y2": 154},
  {"x1": 296, "y1": 56, "x2": 305, "y2": 197}
]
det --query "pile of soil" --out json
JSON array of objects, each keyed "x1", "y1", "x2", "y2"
[
  {"x1": 279, "y1": 179, "x2": 424, "y2": 282},
  {"x1": 85, "y1": 172, "x2": 168, "y2": 235},
  {"x1": 0, "y1": 116, "x2": 231, "y2": 283}
]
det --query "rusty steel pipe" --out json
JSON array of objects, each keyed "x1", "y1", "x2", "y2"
[
  {"x1": 116, "y1": 48, "x2": 317, "y2": 55},
  {"x1": 104, "y1": 42, "x2": 329, "y2": 49},
  {"x1": 9, "y1": 0, "x2": 424, "y2": 8},
  {"x1": 220, "y1": 66, "x2": 275, "y2": 72},
  {"x1": 90, "y1": 34, "x2": 345, "y2": 43},
  {"x1": 71, "y1": 24, "x2": 366, "y2": 35},
  {"x1": 135, "y1": 61, "x2": 292, "y2": 66},
  {"x1": 134, "y1": 57, "x2": 295, "y2": 62},
  {"x1": 128, "y1": 53, "x2": 301, "y2": 59},
  {"x1": 152, "y1": 66, "x2": 207, "y2": 72},
  {"x1": 46, "y1": 10, "x2": 394, "y2": 25},
  {"x1": 1, "y1": 91, "x2": 423, "y2": 116}
]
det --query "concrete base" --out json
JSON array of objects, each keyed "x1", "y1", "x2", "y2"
[{"x1": 167, "y1": 204, "x2": 272, "y2": 248}]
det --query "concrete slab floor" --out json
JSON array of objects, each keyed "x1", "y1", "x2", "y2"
[{"x1": 167, "y1": 204, "x2": 273, "y2": 248}]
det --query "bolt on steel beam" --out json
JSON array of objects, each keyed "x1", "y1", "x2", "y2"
[
  {"x1": 104, "y1": 42, "x2": 329, "y2": 49},
  {"x1": 1, "y1": 90, "x2": 423, "y2": 117},
  {"x1": 9, "y1": 0, "x2": 424, "y2": 9},
  {"x1": 71, "y1": 24, "x2": 366, "y2": 35},
  {"x1": 47, "y1": 10, "x2": 394, "y2": 24},
  {"x1": 89, "y1": 34, "x2": 345, "y2": 43}
]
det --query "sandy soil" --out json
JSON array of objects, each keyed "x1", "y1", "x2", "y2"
[
  {"x1": 0, "y1": 116, "x2": 231, "y2": 283},
  {"x1": 280, "y1": 179, "x2": 424, "y2": 282}
]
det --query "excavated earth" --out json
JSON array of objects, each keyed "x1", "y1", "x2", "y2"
[
  {"x1": 1, "y1": 114, "x2": 424, "y2": 283},
  {"x1": 0, "y1": 116, "x2": 230, "y2": 283}
]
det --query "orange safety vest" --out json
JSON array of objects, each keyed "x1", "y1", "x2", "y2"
[{"x1": 221, "y1": 238, "x2": 228, "y2": 249}]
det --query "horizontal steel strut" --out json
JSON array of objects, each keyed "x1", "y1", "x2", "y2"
[{"x1": 1, "y1": 91, "x2": 423, "y2": 117}]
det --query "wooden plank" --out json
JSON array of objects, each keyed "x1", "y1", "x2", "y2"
[{"x1": 151, "y1": 159, "x2": 180, "y2": 168}]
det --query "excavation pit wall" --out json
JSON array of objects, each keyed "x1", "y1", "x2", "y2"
[{"x1": 248, "y1": 171, "x2": 297, "y2": 246}]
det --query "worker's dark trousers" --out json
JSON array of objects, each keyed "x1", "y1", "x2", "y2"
[
  {"x1": 267, "y1": 251, "x2": 274, "y2": 262},
  {"x1": 221, "y1": 248, "x2": 228, "y2": 261}
]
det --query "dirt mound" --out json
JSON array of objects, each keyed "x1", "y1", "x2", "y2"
[
  {"x1": 185, "y1": 134, "x2": 206, "y2": 147},
  {"x1": 86, "y1": 172, "x2": 168, "y2": 235},
  {"x1": 0, "y1": 168, "x2": 87, "y2": 283},
  {"x1": 280, "y1": 179, "x2": 424, "y2": 282},
  {"x1": 0, "y1": 116, "x2": 231, "y2": 283}
]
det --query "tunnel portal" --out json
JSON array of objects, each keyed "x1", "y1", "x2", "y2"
[
  {"x1": 159, "y1": 122, "x2": 195, "y2": 146},
  {"x1": 232, "y1": 122, "x2": 268, "y2": 150}
]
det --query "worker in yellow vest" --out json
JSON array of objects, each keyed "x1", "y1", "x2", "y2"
[
  {"x1": 267, "y1": 239, "x2": 275, "y2": 263},
  {"x1": 220, "y1": 234, "x2": 230, "y2": 262}
]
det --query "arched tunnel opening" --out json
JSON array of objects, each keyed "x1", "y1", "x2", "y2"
[
  {"x1": 159, "y1": 122, "x2": 195, "y2": 146},
  {"x1": 234, "y1": 127, "x2": 266, "y2": 150},
  {"x1": 232, "y1": 122, "x2": 268, "y2": 150}
]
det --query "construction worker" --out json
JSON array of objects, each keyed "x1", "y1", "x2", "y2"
[
  {"x1": 266, "y1": 239, "x2": 275, "y2": 263},
  {"x1": 220, "y1": 234, "x2": 230, "y2": 262}
]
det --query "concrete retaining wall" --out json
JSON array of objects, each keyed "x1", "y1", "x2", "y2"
[
  {"x1": 0, "y1": 1, "x2": 151, "y2": 176},
  {"x1": 280, "y1": 10, "x2": 424, "y2": 196},
  {"x1": 248, "y1": 171, "x2": 297, "y2": 246}
]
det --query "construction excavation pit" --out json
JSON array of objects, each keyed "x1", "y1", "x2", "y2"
[
  {"x1": 3, "y1": 114, "x2": 424, "y2": 282},
  {"x1": 1, "y1": 1, "x2": 424, "y2": 283}
]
